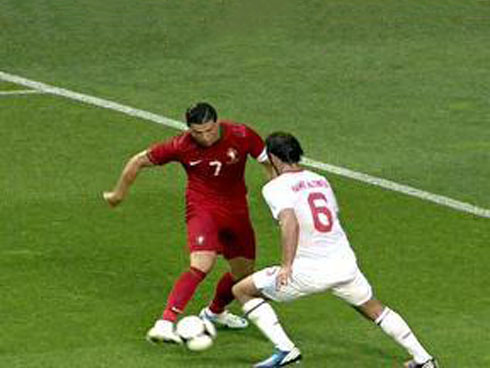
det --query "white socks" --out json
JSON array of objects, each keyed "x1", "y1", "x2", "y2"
[
  {"x1": 242, "y1": 298, "x2": 295, "y2": 352},
  {"x1": 242, "y1": 299, "x2": 432, "y2": 362},
  {"x1": 376, "y1": 307, "x2": 432, "y2": 364}
]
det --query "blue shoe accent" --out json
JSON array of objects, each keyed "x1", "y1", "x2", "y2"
[{"x1": 254, "y1": 347, "x2": 302, "y2": 368}]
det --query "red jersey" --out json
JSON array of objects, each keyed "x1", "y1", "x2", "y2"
[{"x1": 147, "y1": 120, "x2": 266, "y2": 216}]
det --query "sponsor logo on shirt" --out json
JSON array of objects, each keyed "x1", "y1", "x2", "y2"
[{"x1": 189, "y1": 160, "x2": 202, "y2": 166}]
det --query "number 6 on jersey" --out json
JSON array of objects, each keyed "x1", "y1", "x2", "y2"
[{"x1": 307, "y1": 192, "x2": 333, "y2": 233}]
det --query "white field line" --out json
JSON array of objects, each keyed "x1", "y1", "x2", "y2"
[
  {"x1": 1, "y1": 70, "x2": 489, "y2": 219},
  {"x1": 0, "y1": 89, "x2": 44, "y2": 95},
  {"x1": 0, "y1": 71, "x2": 185, "y2": 131}
]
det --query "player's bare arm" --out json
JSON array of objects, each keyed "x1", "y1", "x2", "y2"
[
  {"x1": 103, "y1": 150, "x2": 154, "y2": 207},
  {"x1": 276, "y1": 208, "x2": 299, "y2": 289}
]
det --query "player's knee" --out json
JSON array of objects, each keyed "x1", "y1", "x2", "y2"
[
  {"x1": 231, "y1": 282, "x2": 242, "y2": 299},
  {"x1": 228, "y1": 258, "x2": 255, "y2": 281},
  {"x1": 231, "y1": 268, "x2": 253, "y2": 281},
  {"x1": 232, "y1": 281, "x2": 251, "y2": 304},
  {"x1": 358, "y1": 298, "x2": 385, "y2": 321},
  {"x1": 190, "y1": 252, "x2": 217, "y2": 274},
  {"x1": 189, "y1": 266, "x2": 208, "y2": 281}
]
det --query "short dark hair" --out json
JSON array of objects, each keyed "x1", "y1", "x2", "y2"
[
  {"x1": 185, "y1": 102, "x2": 218, "y2": 126},
  {"x1": 265, "y1": 132, "x2": 304, "y2": 164}
]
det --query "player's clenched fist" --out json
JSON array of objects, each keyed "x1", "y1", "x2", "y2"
[
  {"x1": 276, "y1": 266, "x2": 292, "y2": 290},
  {"x1": 103, "y1": 191, "x2": 123, "y2": 207}
]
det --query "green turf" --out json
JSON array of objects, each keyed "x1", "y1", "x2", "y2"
[
  {"x1": 1, "y1": 1, "x2": 489, "y2": 367},
  {"x1": 1, "y1": 0, "x2": 489, "y2": 207},
  {"x1": 0, "y1": 81, "x2": 27, "y2": 91}
]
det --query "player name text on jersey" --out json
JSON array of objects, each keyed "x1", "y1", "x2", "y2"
[{"x1": 291, "y1": 179, "x2": 329, "y2": 193}]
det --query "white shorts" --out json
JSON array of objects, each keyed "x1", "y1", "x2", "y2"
[{"x1": 252, "y1": 259, "x2": 373, "y2": 306}]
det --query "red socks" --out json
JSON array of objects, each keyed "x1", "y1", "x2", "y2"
[
  {"x1": 162, "y1": 267, "x2": 207, "y2": 322},
  {"x1": 209, "y1": 272, "x2": 235, "y2": 314},
  {"x1": 161, "y1": 270, "x2": 236, "y2": 321}
]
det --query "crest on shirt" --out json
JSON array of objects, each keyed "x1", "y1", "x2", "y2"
[{"x1": 226, "y1": 148, "x2": 240, "y2": 164}]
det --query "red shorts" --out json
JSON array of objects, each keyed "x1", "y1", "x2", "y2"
[{"x1": 186, "y1": 209, "x2": 256, "y2": 260}]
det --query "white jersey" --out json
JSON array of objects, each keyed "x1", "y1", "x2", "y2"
[{"x1": 262, "y1": 169, "x2": 355, "y2": 263}]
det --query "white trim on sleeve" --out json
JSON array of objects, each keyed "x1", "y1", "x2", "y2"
[{"x1": 256, "y1": 148, "x2": 268, "y2": 163}]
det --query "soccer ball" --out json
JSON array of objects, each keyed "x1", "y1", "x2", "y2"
[{"x1": 176, "y1": 315, "x2": 217, "y2": 351}]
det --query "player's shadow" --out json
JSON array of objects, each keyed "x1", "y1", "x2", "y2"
[
  {"x1": 205, "y1": 330, "x2": 403, "y2": 367},
  {"x1": 304, "y1": 336, "x2": 404, "y2": 367}
]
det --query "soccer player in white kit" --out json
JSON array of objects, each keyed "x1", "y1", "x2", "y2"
[{"x1": 232, "y1": 132, "x2": 439, "y2": 368}]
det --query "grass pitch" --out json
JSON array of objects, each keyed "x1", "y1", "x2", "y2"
[{"x1": 1, "y1": 1, "x2": 489, "y2": 367}]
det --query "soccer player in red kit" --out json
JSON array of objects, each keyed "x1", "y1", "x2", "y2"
[{"x1": 103, "y1": 103, "x2": 271, "y2": 343}]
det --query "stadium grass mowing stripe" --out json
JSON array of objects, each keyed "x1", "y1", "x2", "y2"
[{"x1": 1, "y1": 69, "x2": 489, "y2": 219}]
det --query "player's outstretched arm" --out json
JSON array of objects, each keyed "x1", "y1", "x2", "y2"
[
  {"x1": 276, "y1": 209, "x2": 299, "y2": 288},
  {"x1": 103, "y1": 150, "x2": 154, "y2": 207}
]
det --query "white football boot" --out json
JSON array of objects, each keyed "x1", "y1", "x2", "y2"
[
  {"x1": 199, "y1": 307, "x2": 249, "y2": 329},
  {"x1": 146, "y1": 319, "x2": 182, "y2": 344}
]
